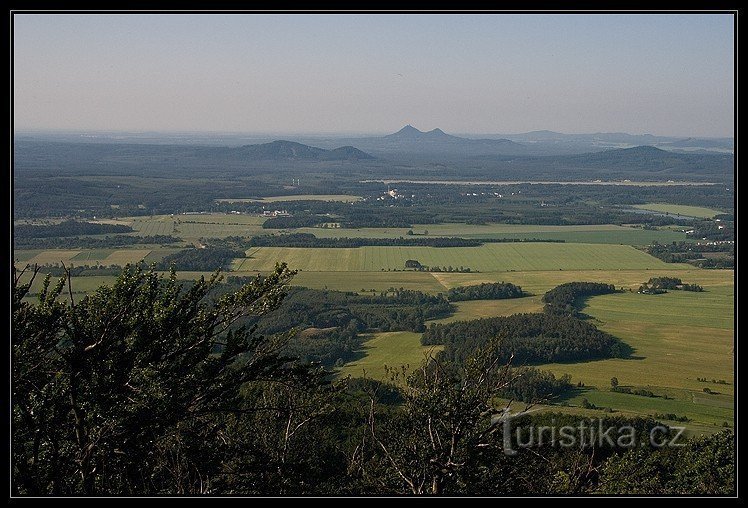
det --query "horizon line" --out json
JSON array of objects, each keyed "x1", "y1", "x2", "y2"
[{"x1": 13, "y1": 126, "x2": 735, "y2": 140}]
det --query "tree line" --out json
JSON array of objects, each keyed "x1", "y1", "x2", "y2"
[
  {"x1": 14, "y1": 219, "x2": 133, "y2": 238},
  {"x1": 645, "y1": 241, "x2": 734, "y2": 269},
  {"x1": 542, "y1": 282, "x2": 618, "y2": 316},
  {"x1": 245, "y1": 233, "x2": 564, "y2": 249},
  {"x1": 249, "y1": 233, "x2": 484, "y2": 248},
  {"x1": 14, "y1": 234, "x2": 181, "y2": 250}
]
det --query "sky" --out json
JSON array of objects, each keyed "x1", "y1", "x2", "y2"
[{"x1": 13, "y1": 13, "x2": 735, "y2": 137}]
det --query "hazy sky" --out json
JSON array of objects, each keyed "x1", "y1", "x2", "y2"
[{"x1": 13, "y1": 13, "x2": 735, "y2": 137}]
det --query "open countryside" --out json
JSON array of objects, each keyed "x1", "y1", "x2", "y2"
[{"x1": 236, "y1": 243, "x2": 681, "y2": 272}]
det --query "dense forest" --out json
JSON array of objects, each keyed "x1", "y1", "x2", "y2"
[
  {"x1": 156, "y1": 246, "x2": 245, "y2": 271},
  {"x1": 14, "y1": 219, "x2": 133, "y2": 238},
  {"x1": 12, "y1": 264, "x2": 732, "y2": 495},
  {"x1": 422, "y1": 312, "x2": 627, "y2": 365},
  {"x1": 447, "y1": 281, "x2": 525, "y2": 301},
  {"x1": 541, "y1": 282, "x2": 619, "y2": 316},
  {"x1": 687, "y1": 220, "x2": 735, "y2": 242},
  {"x1": 499, "y1": 367, "x2": 573, "y2": 402},
  {"x1": 246, "y1": 233, "x2": 563, "y2": 248}
]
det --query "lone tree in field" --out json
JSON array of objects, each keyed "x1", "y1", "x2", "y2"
[
  {"x1": 404, "y1": 259, "x2": 422, "y2": 269},
  {"x1": 610, "y1": 377, "x2": 619, "y2": 389}
]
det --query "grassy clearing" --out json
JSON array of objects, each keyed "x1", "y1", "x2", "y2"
[
  {"x1": 430, "y1": 297, "x2": 545, "y2": 324},
  {"x1": 295, "y1": 223, "x2": 689, "y2": 245},
  {"x1": 217, "y1": 194, "x2": 362, "y2": 203},
  {"x1": 337, "y1": 331, "x2": 442, "y2": 381},
  {"x1": 238, "y1": 243, "x2": 675, "y2": 272},
  {"x1": 632, "y1": 203, "x2": 724, "y2": 218}
]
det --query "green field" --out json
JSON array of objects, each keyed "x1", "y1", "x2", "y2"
[
  {"x1": 217, "y1": 194, "x2": 362, "y2": 203},
  {"x1": 296, "y1": 223, "x2": 689, "y2": 245},
  {"x1": 338, "y1": 331, "x2": 443, "y2": 381},
  {"x1": 14, "y1": 248, "x2": 155, "y2": 268},
  {"x1": 428, "y1": 267, "x2": 727, "y2": 293},
  {"x1": 430, "y1": 297, "x2": 545, "y2": 324},
  {"x1": 236, "y1": 243, "x2": 676, "y2": 273},
  {"x1": 632, "y1": 203, "x2": 724, "y2": 218},
  {"x1": 127, "y1": 214, "x2": 267, "y2": 240},
  {"x1": 292, "y1": 270, "x2": 448, "y2": 293},
  {"x1": 540, "y1": 285, "x2": 733, "y2": 396}
]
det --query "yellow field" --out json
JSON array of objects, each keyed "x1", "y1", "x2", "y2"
[
  {"x1": 237, "y1": 243, "x2": 679, "y2": 273},
  {"x1": 19, "y1": 250, "x2": 82, "y2": 266},
  {"x1": 102, "y1": 249, "x2": 152, "y2": 265}
]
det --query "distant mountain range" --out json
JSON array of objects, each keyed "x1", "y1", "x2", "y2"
[
  {"x1": 194, "y1": 140, "x2": 374, "y2": 161},
  {"x1": 13, "y1": 136, "x2": 733, "y2": 184},
  {"x1": 313, "y1": 125, "x2": 732, "y2": 157},
  {"x1": 15, "y1": 128, "x2": 733, "y2": 157},
  {"x1": 496, "y1": 145, "x2": 734, "y2": 180},
  {"x1": 325, "y1": 125, "x2": 530, "y2": 156},
  {"x1": 466, "y1": 130, "x2": 734, "y2": 153}
]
